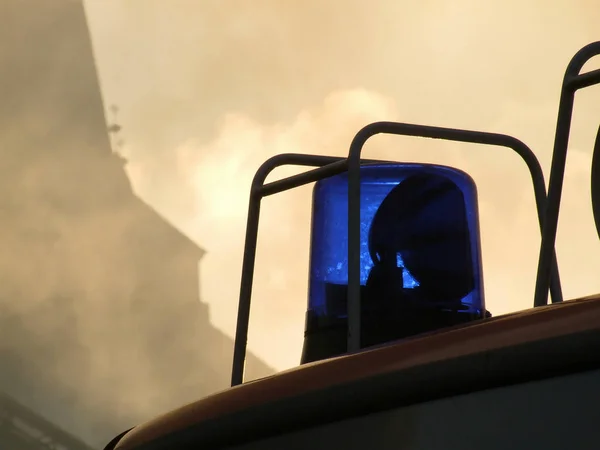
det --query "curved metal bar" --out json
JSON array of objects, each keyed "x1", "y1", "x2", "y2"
[
  {"x1": 591, "y1": 126, "x2": 600, "y2": 240},
  {"x1": 231, "y1": 153, "x2": 387, "y2": 386},
  {"x1": 534, "y1": 41, "x2": 600, "y2": 308},
  {"x1": 346, "y1": 122, "x2": 563, "y2": 352}
]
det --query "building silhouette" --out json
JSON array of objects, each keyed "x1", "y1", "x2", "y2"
[{"x1": 0, "y1": 1, "x2": 273, "y2": 448}]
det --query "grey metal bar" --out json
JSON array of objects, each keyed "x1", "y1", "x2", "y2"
[
  {"x1": 566, "y1": 67, "x2": 600, "y2": 91},
  {"x1": 534, "y1": 41, "x2": 600, "y2": 308},
  {"x1": 591, "y1": 125, "x2": 600, "y2": 240},
  {"x1": 257, "y1": 160, "x2": 349, "y2": 197},
  {"x1": 231, "y1": 154, "x2": 386, "y2": 386}
]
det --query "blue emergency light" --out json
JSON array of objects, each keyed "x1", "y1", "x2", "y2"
[{"x1": 301, "y1": 163, "x2": 488, "y2": 364}]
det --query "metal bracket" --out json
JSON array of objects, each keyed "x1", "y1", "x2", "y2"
[
  {"x1": 534, "y1": 41, "x2": 600, "y2": 308},
  {"x1": 231, "y1": 119, "x2": 560, "y2": 384},
  {"x1": 345, "y1": 123, "x2": 562, "y2": 352}
]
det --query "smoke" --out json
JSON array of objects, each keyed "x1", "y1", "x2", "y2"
[
  {"x1": 84, "y1": 0, "x2": 600, "y2": 373},
  {"x1": 1, "y1": 1, "x2": 273, "y2": 447},
  {"x1": 1, "y1": 1, "x2": 598, "y2": 446}
]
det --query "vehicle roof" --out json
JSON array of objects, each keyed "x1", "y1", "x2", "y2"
[{"x1": 114, "y1": 294, "x2": 600, "y2": 450}]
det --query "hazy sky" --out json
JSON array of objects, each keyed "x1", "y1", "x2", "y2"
[{"x1": 83, "y1": 0, "x2": 600, "y2": 371}]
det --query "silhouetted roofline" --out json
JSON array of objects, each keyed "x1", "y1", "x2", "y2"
[{"x1": 132, "y1": 196, "x2": 206, "y2": 260}]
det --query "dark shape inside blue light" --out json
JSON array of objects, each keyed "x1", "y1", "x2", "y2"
[{"x1": 306, "y1": 163, "x2": 485, "y2": 328}]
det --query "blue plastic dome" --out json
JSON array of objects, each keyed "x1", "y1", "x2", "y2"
[{"x1": 302, "y1": 163, "x2": 485, "y2": 362}]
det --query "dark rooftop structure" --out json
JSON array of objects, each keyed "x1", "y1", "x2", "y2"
[{"x1": 0, "y1": 0, "x2": 274, "y2": 448}]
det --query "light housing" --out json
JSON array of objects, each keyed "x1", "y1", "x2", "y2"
[{"x1": 301, "y1": 163, "x2": 488, "y2": 364}]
